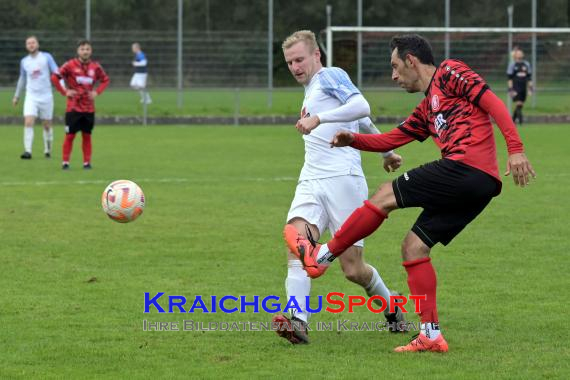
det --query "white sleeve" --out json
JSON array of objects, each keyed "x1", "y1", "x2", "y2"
[
  {"x1": 45, "y1": 52, "x2": 59, "y2": 74},
  {"x1": 358, "y1": 117, "x2": 379, "y2": 133},
  {"x1": 316, "y1": 93, "x2": 370, "y2": 124},
  {"x1": 14, "y1": 61, "x2": 26, "y2": 98},
  {"x1": 357, "y1": 117, "x2": 394, "y2": 158}
]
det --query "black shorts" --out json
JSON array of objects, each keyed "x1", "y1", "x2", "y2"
[
  {"x1": 392, "y1": 159, "x2": 500, "y2": 247},
  {"x1": 512, "y1": 88, "x2": 527, "y2": 102},
  {"x1": 65, "y1": 112, "x2": 95, "y2": 134}
]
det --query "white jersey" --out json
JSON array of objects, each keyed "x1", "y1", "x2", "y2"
[
  {"x1": 299, "y1": 67, "x2": 363, "y2": 181},
  {"x1": 14, "y1": 51, "x2": 58, "y2": 100}
]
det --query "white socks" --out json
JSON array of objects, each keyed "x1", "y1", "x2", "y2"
[
  {"x1": 24, "y1": 127, "x2": 34, "y2": 153},
  {"x1": 364, "y1": 264, "x2": 392, "y2": 310},
  {"x1": 316, "y1": 244, "x2": 335, "y2": 266},
  {"x1": 285, "y1": 260, "x2": 311, "y2": 323},
  {"x1": 23, "y1": 127, "x2": 53, "y2": 154},
  {"x1": 421, "y1": 322, "x2": 441, "y2": 340},
  {"x1": 140, "y1": 91, "x2": 152, "y2": 104},
  {"x1": 43, "y1": 127, "x2": 53, "y2": 154}
]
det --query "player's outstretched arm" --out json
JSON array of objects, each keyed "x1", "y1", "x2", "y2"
[
  {"x1": 331, "y1": 127, "x2": 414, "y2": 152},
  {"x1": 357, "y1": 118, "x2": 404, "y2": 172}
]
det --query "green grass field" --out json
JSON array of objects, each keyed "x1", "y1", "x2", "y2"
[
  {"x1": 0, "y1": 124, "x2": 568, "y2": 379},
  {"x1": 2, "y1": 88, "x2": 570, "y2": 117}
]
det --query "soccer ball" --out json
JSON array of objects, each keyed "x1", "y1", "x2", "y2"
[{"x1": 101, "y1": 180, "x2": 145, "y2": 223}]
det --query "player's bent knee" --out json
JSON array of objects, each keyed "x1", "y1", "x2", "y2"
[
  {"x1": 370, "y1": 182, "x2": 398, "y2": 214},
  {"x1": 284, "y1": 219, "x2": 320, "y2": 241},
  {"x1": 342, "y1": 264, "x2": 367, "y2": 284}
]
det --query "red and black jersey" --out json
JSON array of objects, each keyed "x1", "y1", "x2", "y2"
[
  {"x1": 51, "y1": 58, "x2": 110, "y2": 113},
  {"x1": 351, "y1": 59, "x2": 524, "y2": 183}
]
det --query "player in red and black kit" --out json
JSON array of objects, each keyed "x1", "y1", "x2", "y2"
[
  {"x1": 51, "y1": 40, "x2": 109, "y2": 169},
  {"x1": 284, "y1": 34, "x2": 536, "y2": 352}
]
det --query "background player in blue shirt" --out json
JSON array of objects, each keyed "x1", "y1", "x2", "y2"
[{"x1": 130, "y1": 43, "x2": 151, "y2": 104}]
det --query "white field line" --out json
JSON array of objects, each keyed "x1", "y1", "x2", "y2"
[{"x1": 0, "y1": 176, "x2": 299, "y2": 187}]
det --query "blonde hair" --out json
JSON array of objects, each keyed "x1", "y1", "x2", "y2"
[{"x1": 282, "y1": 30, "x2": 318, "y2": 52}]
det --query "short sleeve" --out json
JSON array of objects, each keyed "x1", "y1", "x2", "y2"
[{"x1": 318, "y1": 67, "x2": 360, "y2": 104}]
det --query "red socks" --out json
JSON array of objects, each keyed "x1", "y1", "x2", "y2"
[
  {"x1": 328, "y1": 200, "x2": 387, "y2": 255},
  {"x1": 82, "y1": 132, "x2": 92, "y2": 164},
  {"x1": 62, "y1": 133, "x2": 76, "y2": 162},
  {"x1": 62, "y1": 133, "x2": 92, "y2": 163},
  {"x1": 403, "y1": 257, "x2": 438, "y2": 323}
]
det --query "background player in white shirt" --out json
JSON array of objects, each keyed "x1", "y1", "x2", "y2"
[
  {"x1": 12, "y1": 36, "x2": 58, "y2": 159},
  {"x1": 130, "y1": 42, "x2": 151, "y2": 104},
  {"x1": 273, "y1": 30, "x2": 405, "y2": 344}
]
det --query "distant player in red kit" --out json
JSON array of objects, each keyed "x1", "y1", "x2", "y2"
[
  {"x1": 284, "y1": 34, "x2": 536, "y2": 352},
  {"x1": 52, "y1": 40, "x2": 109, "y2": 169}
]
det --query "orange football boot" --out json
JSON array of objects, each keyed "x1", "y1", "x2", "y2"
[
  {"x1": 394, "y1": 333, "x2": 449, "y2": 353},
  {"x1": 283, "y1": 224, "x2": 328, "y2": 279}
]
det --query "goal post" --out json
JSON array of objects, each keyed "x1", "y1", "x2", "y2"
[{"x1": 323, "y1": 26, "x2": 570, "y2": 106}]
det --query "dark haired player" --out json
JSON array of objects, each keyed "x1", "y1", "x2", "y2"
[
  {"x1": 51, "y1": 40, "x2": 109, "y2": 169},
  {"x1": 284, "y1": 34, "x2": 535, "y2": 352}
]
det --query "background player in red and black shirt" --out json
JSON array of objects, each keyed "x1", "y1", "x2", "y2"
[
  {"x1": 507, "y1": 47, "x2": 533, "y2": 125},
  {"x1": 51, "y1": 40, "x2": 109, "y2": 169},
  {"x1": 285, "y1": 34, "x2": 536, "y2": 353}
]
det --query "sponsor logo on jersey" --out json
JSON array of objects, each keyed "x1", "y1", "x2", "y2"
[
  {"x1": 434, "y1": 113, "x2": 448, "y2": 136},
  {"x1": 31, "y1": 69, "x2": 42, "y2": 79},
  {"x1": 76, "y1": 76, "x2": 94, "y2": 85}
]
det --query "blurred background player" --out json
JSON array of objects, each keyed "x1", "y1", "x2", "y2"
[
  {"x1": 130, "y1": 42, "x2": 151, "y2": 104},
  {"x1": 507, "y1": 47, "x2": 533, "y2": 125},
  {"x1": 12, "y1": 36, "x2": 58, "y2": 159},
  {"x1": 51, "y1": 40, "x2": 110, "y2": 170},
  {"x1": 273, "y1": 30, "x2": 405, "y2": 344}
]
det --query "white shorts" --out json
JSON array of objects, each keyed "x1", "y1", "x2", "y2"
[
  {"x1": 130, "y1": 73, "x2": 148, "y2": 89},
  {"x1": 23, "y1": 96, "x2": 53, "y2": 120},
  {"x1": 286, "y1": 175, "x2": 368, "y2": 247}
]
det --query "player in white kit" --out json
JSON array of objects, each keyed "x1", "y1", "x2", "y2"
[
  {"x1": 272, "y1": 31, "x2": 406, "y2": 344},
  {"x1": 12, "y1": 36, "x2": 58, "y2": 159}
]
